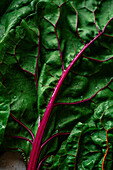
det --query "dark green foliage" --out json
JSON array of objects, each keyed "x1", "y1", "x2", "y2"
[{"x1": 0, "y1": 0, "x2": 113, "y2": 169}]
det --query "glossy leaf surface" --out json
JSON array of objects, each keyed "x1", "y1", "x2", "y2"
[{"x1": 0, "y1": 0, "x2": 113, "y2": 169}]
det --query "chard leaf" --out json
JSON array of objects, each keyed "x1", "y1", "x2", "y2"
[{"x1": 0, "y1": 0, "x2": 113, "y2": 169}]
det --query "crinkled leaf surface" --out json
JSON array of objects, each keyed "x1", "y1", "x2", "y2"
[{"x1": 0, "y1": 0, "x2": 113, "y2": 169}]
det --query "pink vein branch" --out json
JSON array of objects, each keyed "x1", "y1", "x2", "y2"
[
  {"x1": 38, "y1": 132, "x2": 70, "y2": 169},
  {"x1": 27, "y1": 17, "x2": 113, "y2": 170},
  {"x1": 54, "y1": 79, "x2": 113, "y2": 106},
  {"x1": 103, "y1": 17, "x2": 113, "y2": 32},
  {"x1": 82, "y1": 55, "x2": 113, "y2": 62},
  {"x1": 10, "y1": 113, "x2": 34, "y2": 142},
  {"x1": 5, "y1": 135, "x2": 33, "y2": 144},
  {"x1": 37, "y1": 133, "x2": 70, "y2": 168},
  {"x1": 37, "y1": 155, "x2": 51, "y2": 170},
  {"x1": 41, "y1": 132, "x2": 70, "y2": 149}
]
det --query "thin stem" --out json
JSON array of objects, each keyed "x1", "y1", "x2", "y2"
[
  {"x1": 102, "y1": 130, "x2": 109, "y2": 170},
  {"x1": 6, "y1": 135, "x2": 33, "y2": 144},
  {"x1": 10, "y1": 113, "x2": 34, "y2": 142}
]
